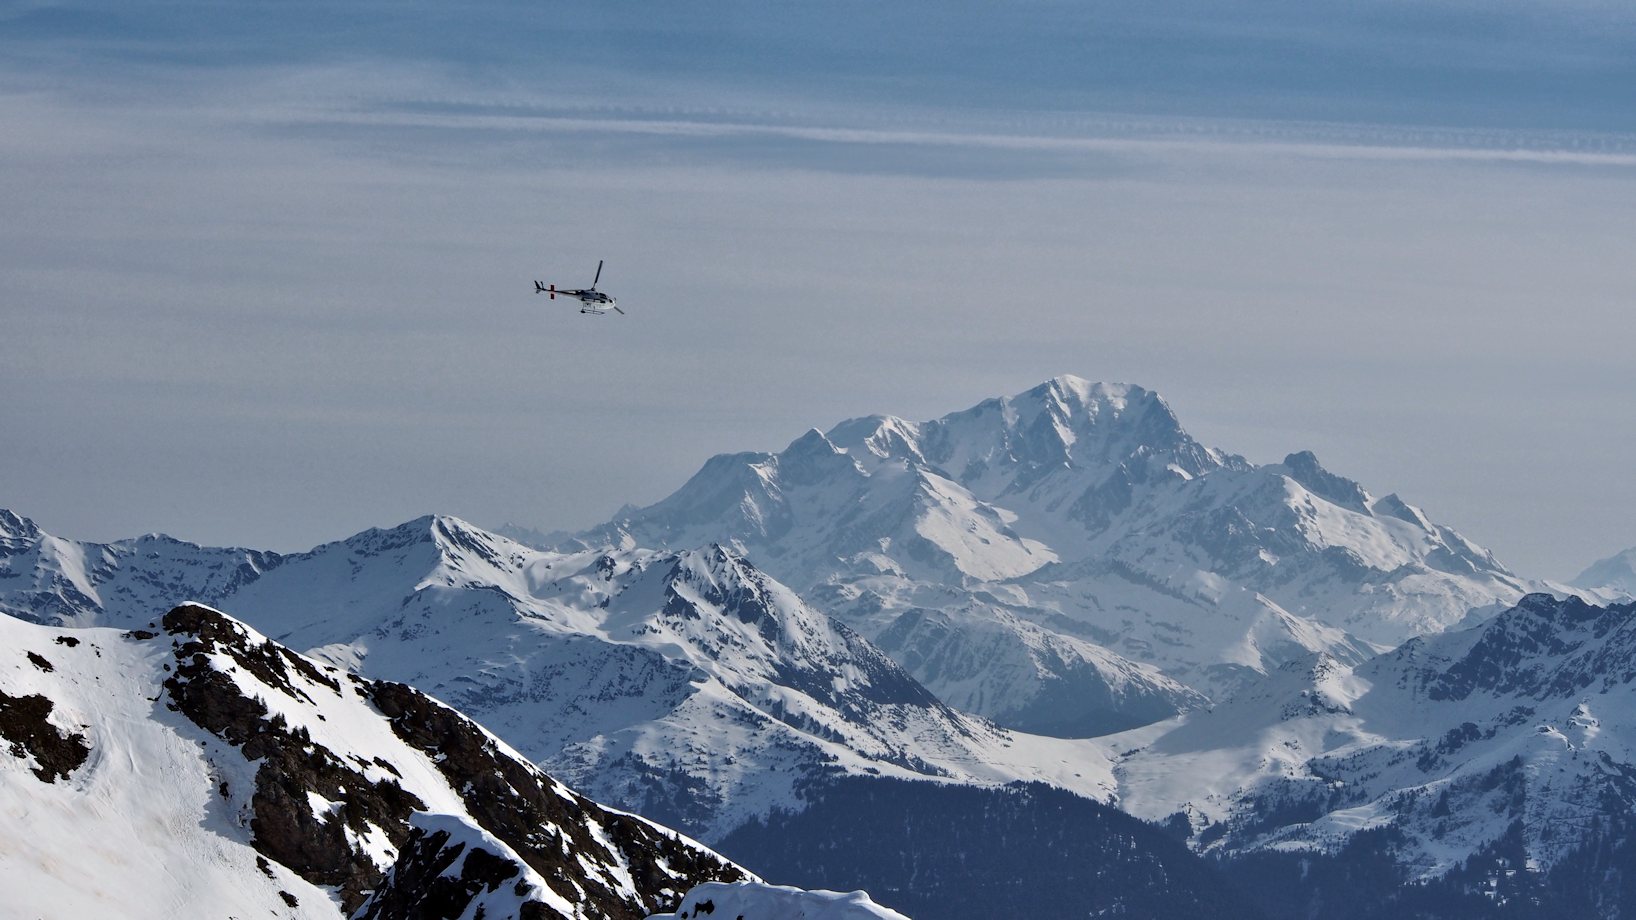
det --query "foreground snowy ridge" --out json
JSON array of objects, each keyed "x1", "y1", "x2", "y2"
[{"x1": 0, "y1": 602, "x2": 747, "y2": 919}]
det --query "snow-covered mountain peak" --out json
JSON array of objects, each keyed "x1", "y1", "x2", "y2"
[
  {"x1": 551, "y1": 378, "x2": 1544, "y2": 731},
  {"x1": 784, "y1": 380, "x2": 1214, "y2": 502},
  {"x1": 661, "y1": 542, "x2": 813, "y2": 644},
  {"x1": 1370, "y1": 492, "x2": 1435, "y2": 530},
  {"x1": 0, "y1": 508, "x2": 41, "y2": 541},
  {"x1": 776, "y1": 426, "x2": 866, "y2": 483},
  {"x1": 647, "y1": 544, "x2": 949, "y2": 714},
  {"x1": 1276, "y1": 450, "x2": 1372, "y2": 513},
  {"x1": 1011, "y1": 376, "x2": 1158, "y2": 427},
  {"x1": 311, "y1": 513, "x2": 536, "y2": 590},
  {"x1": 669, "y1": 543, "x2": 786, "y2": 614},
  {"x1": 824, "y1": 415, "x2": 925, "y2": 469},
  {"x1": 1023, "y1": 377, "x2": 1173, "y2": 439},
  {"x1": 1574, "y1": 545, "x2": 1636, "y2": 595},
  {"x1": 1037, "y1": 372, "x2": 1130, "y2": 401},
  {"x1": 422, "y1": 514, "x2": 536, "y2": 571},
  {"x1": 918, "y1": 378, "x2": 1225, "y2": 493},
  {"x1": 588, "y1": 379, "x2": 1234, "y2": 575},
  {"x1": 339, "y1": 512, "x2": 503, "y2": 554}
]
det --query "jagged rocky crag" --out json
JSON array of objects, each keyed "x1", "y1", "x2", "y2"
[{"x1": 1, "y1": 602, "x2": 745, "y2": 919}]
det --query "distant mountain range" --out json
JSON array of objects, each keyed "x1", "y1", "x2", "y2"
[
  {"x1": 0, "y1": 511, "x2": 1230, "y2": 918},
  {"x1": 5, "y1": 375, "x2": 1634, "y2": 918},
  {"x1": 1, "y1": 509, "x2": 1116, "y2": 840}
]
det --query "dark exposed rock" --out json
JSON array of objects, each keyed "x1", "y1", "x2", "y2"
[
  {"x1": 370, "y1": 679, "x2": 748, "y2": 918},
  {"x1": 0, "y1": 689, "x2": 90, "y2": 782},
  {"x1": 1280, "y1": 451, "x2": 1371, "y2": 514},
  {"x1": 158, "y1": 603, "x2": 743, "y2": 919},
  {"x1": 356, "y1": 829, "x2": 522, "y2": 920},
  {"x1": 162, "y1": 604, "x2": 423, "y2": 912},
  {"x1": 1418, "y1": 594, "x2": 1636, "y2": 702},
  {"x1": 26, "y1": 651, "x2": 53, "y2": 672}
]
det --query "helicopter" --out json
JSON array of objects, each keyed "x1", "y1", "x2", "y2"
[{"x1": 534, "y1": 260, "x2": 622, "y2": 315}]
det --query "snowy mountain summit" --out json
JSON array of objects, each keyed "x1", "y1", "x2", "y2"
[
  {"x1": 570, "y1": 376, "x2": 1534, "y2": 731},
  {"x1": 1574, "y1": 546, "x2": 1636, "y2": 596}
]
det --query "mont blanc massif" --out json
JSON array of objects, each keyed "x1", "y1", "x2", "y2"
[{"x1": 7, "y1": 376, "x2": 1636, "y2": 919}]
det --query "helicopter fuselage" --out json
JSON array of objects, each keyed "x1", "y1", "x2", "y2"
[
  {"x1": 569, "y1": 291, "x2": 616, "y2": 314},
  {"x1": 536, "y1": 261, "x2": 619, "y2": 314}
]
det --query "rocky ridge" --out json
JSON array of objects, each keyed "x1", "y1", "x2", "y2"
[{"x1": 0, "y1": 602, "x2": 746, "y2": 919}]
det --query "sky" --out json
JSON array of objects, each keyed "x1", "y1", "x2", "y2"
[{"x1": 3, "y1": 0, "x2": 1635, "y2": 580}]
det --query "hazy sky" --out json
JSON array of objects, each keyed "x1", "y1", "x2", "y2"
[{"x1": 3, "y1": 0, "x2": 1635, "y2": 579}]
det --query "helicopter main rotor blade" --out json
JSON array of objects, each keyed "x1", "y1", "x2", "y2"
[{"x1": 593, "y1": 259, "x2": 603, "y2": 289}]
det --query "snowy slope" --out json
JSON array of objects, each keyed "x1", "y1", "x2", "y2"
[
  {"x1": 1107, "y1": 593, "x2": 1636, "y2": 883},
  {"x1": 565, "y1": 377, "x2": 1536, "y2": 723},
  {"x1": 0, "y1": 602, "x2": 746, "y2": 919}
]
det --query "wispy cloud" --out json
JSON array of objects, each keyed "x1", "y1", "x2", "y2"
[
  {"x1": 283, "y1": 102, "x2": 1636, "y2": 170},
  {"x1": 4, "y1": 5, "x2": 1636, "y2": 579}
]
